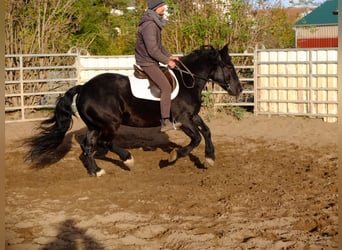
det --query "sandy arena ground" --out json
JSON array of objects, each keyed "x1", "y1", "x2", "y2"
[{"x1": 5, "y1": 112, "x2": 338, "y2": 249}]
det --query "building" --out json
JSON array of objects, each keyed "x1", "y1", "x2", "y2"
[{"x1": 293, "y1": 0, "x2": 338, "y2": 48}]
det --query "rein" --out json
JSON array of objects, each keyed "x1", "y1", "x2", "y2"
[
  {"x1": 173, "y1": 60, "x2": 197, "y2": 88},
  {"x1": 173, "y1": 59, "x2": 230, "y2": 90}
]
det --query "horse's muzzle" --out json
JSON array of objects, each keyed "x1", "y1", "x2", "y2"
[{"x1": 228, "y1": 81, "x2": 243, "y2": 97}]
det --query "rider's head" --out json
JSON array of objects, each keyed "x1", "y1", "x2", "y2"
[{"x1": 148, "y1": 0, "x2": 165, "y2": 11}]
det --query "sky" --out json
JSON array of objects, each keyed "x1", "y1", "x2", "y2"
[{"x1": 278, "y1": 0, "x2": 325, "y2": 7}]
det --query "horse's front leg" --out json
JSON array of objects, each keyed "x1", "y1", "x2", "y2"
[
  {"x1": 196, "y1": 115, "x2": 215, "y2": 166},
  {"x1": 168, "y1": 118, "x2": 202, "y2": 163}
]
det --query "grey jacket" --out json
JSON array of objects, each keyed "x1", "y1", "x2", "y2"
[{"x1": 135, "y1": 11, "x2": 171, "y2": 66}]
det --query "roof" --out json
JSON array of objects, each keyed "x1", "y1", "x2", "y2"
[{"x1": 294, "y1": 0, "x2": 338, "y2": 26}]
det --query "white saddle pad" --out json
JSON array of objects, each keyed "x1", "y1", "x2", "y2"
[{"x1": 128, "y1": 69, "x2": 179, "y2": 101}]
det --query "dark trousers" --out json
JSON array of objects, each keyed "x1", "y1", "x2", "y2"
[{"x1": 141, "y1": 64, "x2": 171, "y2": 119}]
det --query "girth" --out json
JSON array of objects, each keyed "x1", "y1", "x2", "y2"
[{"x1": 133, "y1": 64, "x2": 177, "y2": 98}]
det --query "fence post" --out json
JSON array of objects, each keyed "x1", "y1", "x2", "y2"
[
  {"x1": 308, "y1": 49, "x2": 313, "y2": 117},
  {"x1": 19, "y1": 55, "x2": 25, "y2": 121},
  {"x1": 253, "y1": 46, "x2": 258, "y2": 116}
]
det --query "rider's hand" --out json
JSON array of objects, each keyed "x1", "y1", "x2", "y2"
[
  {"x1": 168, "y1": 56, "x2": 179, "y2": 69},
  {"x1": 168, "y1": 59, "x2": 177, "y2": 69},
  {"x1": 169, "y1": 56, "x2": 179, "y2": 61}
]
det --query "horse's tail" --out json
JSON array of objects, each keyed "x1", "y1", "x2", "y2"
[{"x1": 25, "y1": 85, "x2": 83, "y2": 163}]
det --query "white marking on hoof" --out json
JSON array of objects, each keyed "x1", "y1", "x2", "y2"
[
  {"x1": 206, "y1": 158, "x2": 215, "y2": 167},
  {"x1": 168, "y1": 149, "x2": 177, "y2": 163},
  {"x1": 96, "y1": 169, "x2": 106, "y2": 177},
  {"x1": 124, "y1": 156, "x2": 134, "y2": 168}
]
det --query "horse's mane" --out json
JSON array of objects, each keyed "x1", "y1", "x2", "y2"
[
  {"x1": 192, "y1": 45, "x2": 217, "y2": 55},
  {"x1": 183, "y1": 45, "x2": 219, "y2": 65}
]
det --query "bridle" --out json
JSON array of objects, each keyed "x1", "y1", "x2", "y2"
[{"x1": 173, "y1": 59, "x2": 232, "y2": 92}]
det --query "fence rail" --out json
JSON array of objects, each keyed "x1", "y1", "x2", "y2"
[
  {"x1": 5, "y1": 53, "x2": 78, "y2": 122},
  {"x1": 4, "y1": 48, "x2": 338, "y2": 123}
]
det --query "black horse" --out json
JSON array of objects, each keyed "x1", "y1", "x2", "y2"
[{"x1": 25, "y1": 44, "x2": 242, "y2": 176}]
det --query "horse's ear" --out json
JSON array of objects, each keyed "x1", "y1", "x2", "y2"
[
  {"x1": 220, "y1": 44, "x2": 230, "y2": 62},
  {"x1": 221, "y1": 44, "x2": 229, "y2": 54}
]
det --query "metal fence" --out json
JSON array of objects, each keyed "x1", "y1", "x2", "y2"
[
  {"x1": 5, "y1": 52, "x2": 254, "y2": 123},
  {"x1": 4, "y1": 48, "x2": 338, "y2": 123},
  {"x1": 5, "y1": 53, "x2": 78, "y2": 122},
  {"x1": 76, "y1": 52, "x2": 255, "y2": 107}
]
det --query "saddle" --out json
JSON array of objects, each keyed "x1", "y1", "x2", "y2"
[{"x1": 133, "y1": 64, "x2": 177, "y2": 98}]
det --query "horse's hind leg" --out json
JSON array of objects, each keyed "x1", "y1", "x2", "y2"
[
  {"x1": 106, "y1": 141, "x2": 134, "y2": 168},
  {"x1": 80, "y1": 130, "x2": 105, "y2": 177},
  {"x1": 97, "y1": 124, "x2": 134, "y2": 168}
]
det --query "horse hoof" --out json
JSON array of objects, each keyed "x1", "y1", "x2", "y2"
[
  {"x1": 96, "y1": 169, "x2": 106, "y2": 177},
  {"x1": 124, "y1": 156, "x2": 134, "y2": 168},
  {"x1": 168, "y1": 149, "x2": 177, "y2": 163},
  {"x1": 206, "y1": 157, "x2": 215, "y2": 167}
]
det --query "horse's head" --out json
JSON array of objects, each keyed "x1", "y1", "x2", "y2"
[
  {"x1": 209, "y1": 44, "x2": 243, "y2": 97},
  {"x1": 176, "y1": 44, "x2": 242, "y2": 97}
]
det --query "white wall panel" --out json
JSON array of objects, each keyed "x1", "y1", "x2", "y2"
[
  {"x1": 255, "y1": 49, "x2": 337, "y2": 122},
  {"x1": 77, "y1": 55, "x2": 135, "y2": 83}
]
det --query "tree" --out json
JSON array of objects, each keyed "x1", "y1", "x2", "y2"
[
  {"x1": 4, "y1": 0, "x2": 141, "y2": 55},
  {"x1": 5, "y1": 0, "x2": 77, "y2": 54},
  {"x1": 163, "y1": 0, "x2": 255, "y2": 53},
  {"x1": 5, "y1": 0, "x2": 298, "y2": 55},
  {"x1": 163, "y1": 0, "x2": 296, "y2": 53}
]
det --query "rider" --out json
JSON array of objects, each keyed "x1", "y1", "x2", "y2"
[{"x1": 135, "y1": 0, "x2": 181, "y2": 132}]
